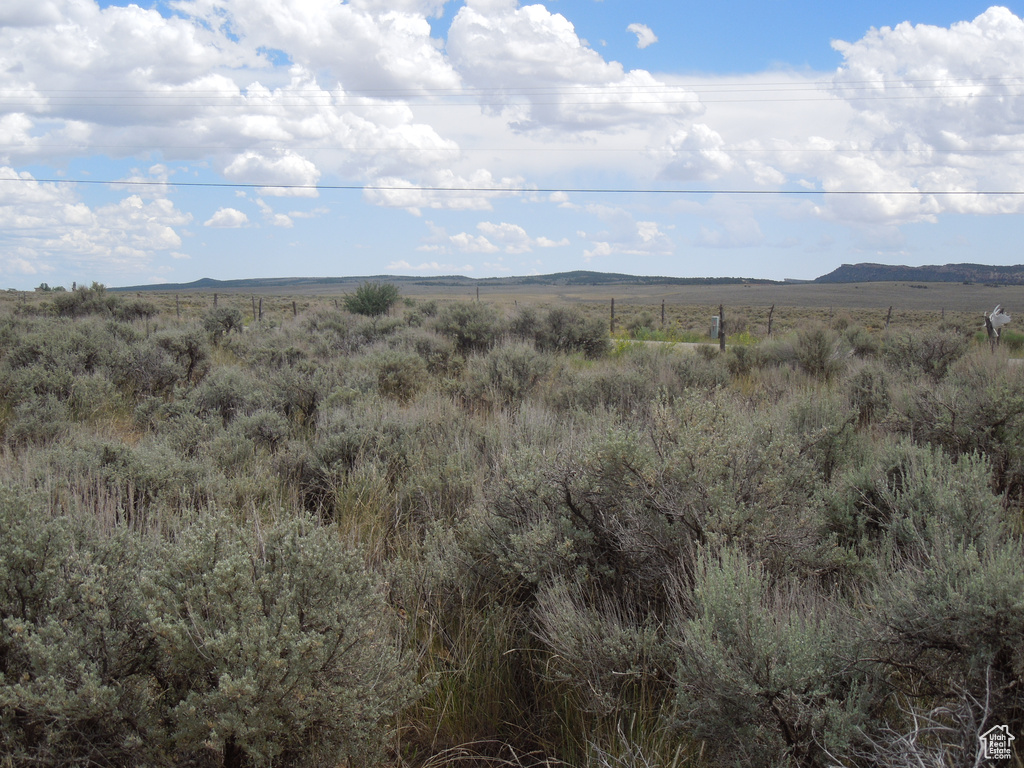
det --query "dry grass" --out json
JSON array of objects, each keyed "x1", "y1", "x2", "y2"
[{"x1": 10, "y1": 280, "x2": 1015, "y2": 340}]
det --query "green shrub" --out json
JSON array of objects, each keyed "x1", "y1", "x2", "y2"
[
  {"x1": 343, "y1": 281, "x2": 400, "y2": 317},
  {"x1": 882, "y1": 330, "x2": 968, "y2": 381},
  {"x1": 203, "y1": 306, "x2": 244, "y2": 341},
  {"x1": 785, "y1": 390, "x2": 860, "y2": 484},
  {"x1": 536, "y1": 307, "x2": 609, "y2": 358},
  {"x1": 267, "y1": 363, "x2": 332, "y2": 426},
  {"x1": 671, "y1": 352, "x2": 730, "y2": 391},
  {"x1": 373, "y1": 349, "x2": 428, "y2": 403},
  {"x1": 625, "y1": 311, "x2": 656, "y2": 337},
  {"x1": 144, "y1": 511, "x2": 417, "y2": 767},
  {"x1": 36, "y1": 283, "x2": 157, "y2": 324},
  {"x1": 192, "y1": 367, "x2": 267, "y2": 425},
  {"x1": 234, "y1": 409, "x2": 290, "y2": 453},
  {"x1": 826, "y1": 440, "x2": 1003, "y2": 564},
  {"x1": 153, "y1": 325, "x2": 210, "y2": 384},
  {"x1": 846, "y1": 362, "x2": 891, "y2": 427},
  {"x1": 44, "y1": 283, "x2": 116, "y2": 319},
  {"x1": 534, "y1": 578, "x2": 674, "y2": 717},
  {"x1": 406, "y1": 328, "x2": 463, "y2": 377},
  {"x1": 0, "y1": 488, "x2": 163, "y2": 766},
  {"x1": 35, "y1": 436, "x2": 220, "y2": 523},
  {"x1": 544, "y1": 362, "x2": 653, "y2": 418},
  {"x1": 999, "y1": 328, "x2": 1024, "y2": 353},
  {"x1": 475, "y1": 429, "x2": 694, "y2": 607},
  {"x1": 868, "y1": 528, "x2": 1024, "y2": 730},
  {"x1": 435, "y1": 301, "x2": 502, "y2": 354},
  {"x1": 508, "y1": 306, "x2": 541, "y2": 342},
  {"x1": 476, "y1": 343, "x2": 550, "y2": 408},
  {"x1": 110, "y1": 340, "x2": 183, "y2": 399},
  {"x1": 303, "y1": 309, "x2": 362, "y2": 353},
  {"x1": 843, "y1": 325, "x2": 880, "y2": 357},
  {"x1": 67, "y1": 374, "x2": 121, "y2": 421},
  {"x1": 0, "y1": 490, "x2": 418, "y2": 768},
  {"x1": 353, "y1": 316, "x2": 404, "y2": 346},
  {"x1": 794, "y1": 325, "x2": 847, "y2": 380},
  {"x1": 5, "y1": 395, "x2": 69, "y2": 448},
  {"x1": 887, "y1": 356, "x2": 1024, "y2": 498},
  {"x1": 725, "y1": 344, "x2": 756, "y2": 377},
  {"x1": 672, "y1": 545, "x2": 869, "y2": 768}
]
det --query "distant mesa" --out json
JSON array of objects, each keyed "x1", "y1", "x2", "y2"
[
  {"x1": 110, "y1": 271, "x2": 784, "y2": 292},
  {"x1": 815, "y1": 263, "x2": 1024, "y2": 284},
  {"x1": 107, "y1": 264, "x2": 1024, "y2": 292}
]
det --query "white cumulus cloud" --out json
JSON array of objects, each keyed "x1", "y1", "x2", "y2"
[
  {"x1": 223, "y1": 151, "x2": 321, "y2": 197},
  {"x1": 823, "y1": 7, "x2": 1024, "y2": 221},
  {"x1": 627, "y1": 23, "x2": 657, "y2": 49},
  {"x1": 447, "y1": 2, "x2": 701, "y2": 132},
  {"x1": 204, "y1": 208, "x2": 250, "y2": 228}
]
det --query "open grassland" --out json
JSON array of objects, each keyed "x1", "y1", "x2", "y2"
[
  {"x1": 1, "y1": 282, "x2": 1023, "y2": 768},
  {"x1": 33, "y1": 278, "x2": 1024, "y2": 337},
  {"x1": 104, "y1": 276, "x2": 1024, "y2": 312}
]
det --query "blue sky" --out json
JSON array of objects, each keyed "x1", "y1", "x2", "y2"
[{"x1": 2, "y1": 0, "x2": 1024, "y2": 288}]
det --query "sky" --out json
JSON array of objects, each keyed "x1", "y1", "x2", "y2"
[{"x1": 3, "y1": 1, "x2": 1024, "y2": 288}]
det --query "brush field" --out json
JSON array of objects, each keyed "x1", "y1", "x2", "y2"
[{"x1": 1, "y1": 282, "x2": 1022, "y2": 767}]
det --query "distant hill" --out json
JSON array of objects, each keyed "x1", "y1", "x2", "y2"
[
  {"x1": 111, "y1": 271, "x2": 784, "y2": 292},
  {"x1": 816, "y1": 263, "x2": 1024, "y2": 284}
]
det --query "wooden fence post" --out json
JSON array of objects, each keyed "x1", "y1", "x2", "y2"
[
  {"x1": 176, "y1": 294, "x2": 180, "y2": 319},
  {"x1": 213, "y1": 293, "x2": 218, "y2": 307},
  {"x1": 292, "y1": 301, "x2": 297, "y2": 318},
  {"x1": 718, "y1": 304, "x2": 726, "y2": 351},
  {"x1": 610, "y1": 298, "x2": 615, "y2": 335},
  {"x1": 258, "y1": 297, "x2": 263, "y2": 322},
  {"x1": 252, "y1": 295, "x2": 257, "y2": 322},
  {"x1": 767, "y1": 304, "x2": 774, "y2": 337},
  {"x1": 661, "y1": 299, "x2": 665, "y2": 327},
  {"x1": 885, "y1": 306, "x2": 893, "y2": 329}
]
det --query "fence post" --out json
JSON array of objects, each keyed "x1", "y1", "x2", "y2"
[
  {"x1": 213, "y1": 293, "x2": 218, "y2": 308},
  {"x1": 258, "y1": 297, "x2": 263, "y2": 322},
  {"x1": 176, "y1": 294, "x2": 180, "y2": 319},
  {"x1": 252, "y1": 295, "x2": 257, "y2": 322},
  {"x1": 661, "y1": 299, "x2": 665, "y2": 327},
  {"x1": 885, "y1": 306, "x2": 893, "y2": 329},
  {"x1": 610, "y1": 298, "x2": 615, "y2": 334},
  {"x1": 718, "y1": 304, "x2": 726, "y2": 351},
  {"x1": 292, "y1": 301, "x2": 297, "y2": 318},
  {"x1": 767, "y1": 304, "x2": 774, "y2": 337}
]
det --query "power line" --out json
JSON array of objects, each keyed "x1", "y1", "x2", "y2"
[{"x1": 1, "y1": 176, "x2": 1021, "y2": 196}]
